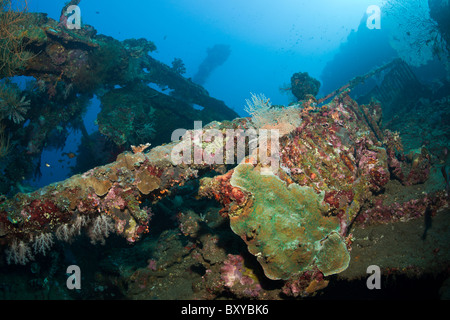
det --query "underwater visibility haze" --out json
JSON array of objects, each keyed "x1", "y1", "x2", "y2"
[{"x1": 0, "y1": 0, "x2": 449, "y2": 301}]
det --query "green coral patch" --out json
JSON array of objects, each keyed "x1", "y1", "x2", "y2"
[
  {"x1": 230, "y1": 163, "x2": 350, "y2": 280},
  {"x1": 315, "y1": 232, "x2": 351, "y2": 276}
]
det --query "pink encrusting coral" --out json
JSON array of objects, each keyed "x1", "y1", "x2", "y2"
[
  {"x1": 355, "y1": 137, "x2": 390, "y2": 192},
  {"x1": 221, "y1": 254, "x2": 243, "y2": 287},
  {"x1": 355, "y1": 190, "x2": 448, "y2": 226},
  {"x1": 102, "y1": 185, "x2": 127, "y2": 211},
  {"x1": 220, "y1": 254, "x2": 262, "y2": 298},
  {"x1": 282, "y1": 268, "x2": 328, "y2": 298}
]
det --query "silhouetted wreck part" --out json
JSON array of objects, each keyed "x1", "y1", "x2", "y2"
[
  {"x1": 192, "y1": 44, "x2": 232, "y2": 86},
  {"x1": 373, "y1": 85, "x2": 389, "y2": 104},
  {"x1": 358, "y1": 59, "x2": 424, "y2": 119},
  {"x1": 317, "y1": 58, "x2": 402, "y2": 105},
  {"x1": 14, "y1": 12, "x2": 238, "y2": 144},
  {"x1": 360, "y1": 102, "x2": 384, "y2": 142},
  {"x1": 139, "y1": 55, "x2": 238, "y2": 121},
  {"x1": 317, "y1": 58, "x2": 424, "y2": 110},
  {"x1": 428, "y1": 0, "x2": 450, "y2": 52},
  {"x1": 97, "y1": 82, "x2": 236, "y2": 147},
  {"x1": 391, "y1": 71, "x2": 403, "y2": 90}
]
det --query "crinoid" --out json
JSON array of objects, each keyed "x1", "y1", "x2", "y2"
[{"x1": 0, "y1": 81, "x2": 30, "y2": 124}]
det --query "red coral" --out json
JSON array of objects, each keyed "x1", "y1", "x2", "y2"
[
  {"x1": 324, "y1": 190, "x2": 354, "y2": 210},
  {"x1": 77, "y1": 193, "x2": 101, "y2": 213},
  {"x1": 343, "y1": 153, "x2": 357, "y2": 174},
  {"x1": 355, "y1": 191, "x2": 447, "y2": 226},
  {"x1": 369, "y1": 167, "x2": 390, "y2": 191},
  {"x1": 388, "y1": 152, "x2": 404, "y2": 180},
  {"x1": 27, "y1": 199, "x2": 60, "y2": 226},
  {"x1": 204, "y1": 170, "x2": 248, "y2": 217},
  {"x1": 146, "y1": 164, "x2": 164, "y2": 178},
  {"x1": 282, "y1": 268, "x2": 328, "y2": 297},
  {"x1": 230, "y1": 187, "x2": 245, "y2": 205}
]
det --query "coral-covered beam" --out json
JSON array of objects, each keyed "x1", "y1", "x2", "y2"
[
  {"x1": 0, "y1": 142, "x2": 208, "y2": 264},
  {"x1": 0, "y1": 117, "x2": 251, "y2": 264},
  {"x1": 17, "y1": 12, "x2": 238, "y2": 120},
  {"x1": 317, "y1": 59, "x2": 402, "y2": 104}
]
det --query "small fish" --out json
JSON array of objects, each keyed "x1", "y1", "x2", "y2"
[
  {"x1": 62, "y1": 152, "x2": 76, "y2": 159},
  {"x1": 45, "y1": 163, "x2": 51, "y2": 167}
]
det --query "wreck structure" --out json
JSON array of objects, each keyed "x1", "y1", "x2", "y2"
[{"x1": 0, "y1": 1, "x2": 449, "y2": 299}]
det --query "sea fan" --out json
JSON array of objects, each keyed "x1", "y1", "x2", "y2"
[
  {"x1": 0, "y1": 82, "x2": 30, "y2": 124},
  {"x1": 244, "y1": 93, "x2": 302, "y2": 135}
]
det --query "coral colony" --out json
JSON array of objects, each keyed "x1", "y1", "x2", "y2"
[
  {"x1": 0, "y1": 0, "x2": 449, "y2": 300},
  {"x1": 170, "y1": 119, "x2": 280, "y2": 174}
]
